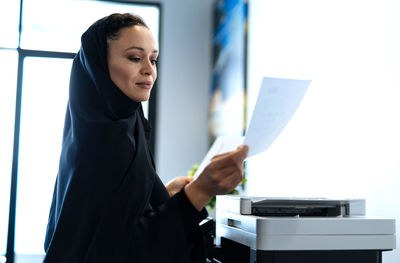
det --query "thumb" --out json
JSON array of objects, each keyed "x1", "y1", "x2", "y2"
[{"x1": 235, "y1": 145, "x2": 249, "y2": 161}]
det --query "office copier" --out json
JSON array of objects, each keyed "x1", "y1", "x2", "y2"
[{"x1": 214, "y1": 195, "x2": 396, "y2": 263}]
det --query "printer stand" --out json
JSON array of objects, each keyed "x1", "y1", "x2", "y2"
[{"x1": 216, "y1": 237, "x2": 383, "y2": 263}]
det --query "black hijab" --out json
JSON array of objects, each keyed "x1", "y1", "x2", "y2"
[{"x1": 44, "y1": 16, "x2": 157, "y2": 261}]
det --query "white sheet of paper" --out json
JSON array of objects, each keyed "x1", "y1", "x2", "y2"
[
  {"x1": 193, "y1": 135, "x2": 244, "y2": 179},
  {"x1": 193, "y1": 76, "x2": 311, "y2": 178},
  {"x1": 244, "y1": 76, "x2": 311, "y2": 157}
]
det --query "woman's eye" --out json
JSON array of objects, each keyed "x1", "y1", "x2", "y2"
[
  {"x1": 129, "y1": 57, "x2": 141, "y2": 62},
  {"x1": 151, "y1": 59, "x2": 158, "y2": 65}
]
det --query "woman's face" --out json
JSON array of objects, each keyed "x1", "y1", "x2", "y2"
[{"x1": 107, "y1": 25, "x2": 158, "y2": 102}]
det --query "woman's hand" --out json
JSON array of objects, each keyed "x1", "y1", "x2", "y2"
[
  {"x1": 166, "y1": 176, "x2": 193, "y2": 197},
  {"x1": 184, "y1": 145, "x2": 249, "y2": 211}
]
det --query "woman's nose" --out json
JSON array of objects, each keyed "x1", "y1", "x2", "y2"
[{"x1": 141, "y1": 60, "x2": 155, "y2": 76}]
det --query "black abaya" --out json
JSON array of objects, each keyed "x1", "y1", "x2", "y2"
[{"x1": 44, "y1": 17, "x2": 207, "y2": 263}]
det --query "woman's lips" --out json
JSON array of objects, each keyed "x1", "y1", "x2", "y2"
[{"x1": 136, "y1": 81, "x2": 153, "y2": 89}]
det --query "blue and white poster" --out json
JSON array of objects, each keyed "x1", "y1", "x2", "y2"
[{"x1": 209, "y1": 0, "x2": 248, "y2": 142}]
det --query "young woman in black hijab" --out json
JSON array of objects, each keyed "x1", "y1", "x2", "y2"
[{"x1": 44, "y1": 13, "x2": 248, "y2": 262}]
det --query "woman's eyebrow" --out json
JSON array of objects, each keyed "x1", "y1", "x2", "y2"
[{"x1": 125, "y1": 46, "x2": 158, "y2": 54}]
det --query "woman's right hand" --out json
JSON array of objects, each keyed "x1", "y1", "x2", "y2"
[{"x1": 184, "y1": 145, "x2": 249, "y2": 211}]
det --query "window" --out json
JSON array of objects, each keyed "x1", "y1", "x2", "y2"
[
  {"x1": 14, "y1": 57, "x2": 72, "y2": 257},
  {"x1": 0, "y1": 50, "x2": 18, "y2": 260},
  {"x1": 1, "y1": 1, "x2": 160, "y2": 262},
  {"x1": 20, "y1": 0, "x2": 160, "y2": 53},
  {"x1": 0, "y1": 1, "x2": 20, "y2": 48}
]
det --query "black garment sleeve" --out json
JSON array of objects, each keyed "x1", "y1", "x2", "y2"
[
  {"x1": 149, "y1": 174, "x2": 170, "y2": 208},
  {"x1": 125, "y1": 184, "x2": 208, "y2": 263},
  {"x1": 173, "y1": 189, "x2": 209, "y2": 239},
  {"x1": 129, "y1": 189, "x2": 208, "y2": 263},
  {"x1": 149, "y1": 174, "x2": 208, "y2": 241},
  {"x1": 149, "y1": 174, "x2": 208, "y2": 235}
]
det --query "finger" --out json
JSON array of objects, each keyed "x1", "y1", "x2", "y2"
[
  {"x1": 211, "y1": 145, "x2": 249, "y2": 167},
  {"x1": 207, "y1": 161, "x2": 243, "y2": 180},
  {"x1": 207, "y1": 155, "x2": 241, "y2": 172},
  {"x1": 232, "y1": 145, "x2": 249, "y2": 162},
  {"x1": 205, "y1": 160, "x2": 245, "y2": 187},
  {"x1": 211, "y1": 151, "x2": 231, "y2": 160},
  {"x1": 211, "y1": 145, "x2": 248, "y2": 161},
  {"x1": 212, "y1": 144, "x2": 249, "y2": 163},
  {"x1": 217, "y1": 170, "x2": 244, "y2": 194},
  {"x1": 204, "y1": 163, "x2": 238, "y2": 180}
]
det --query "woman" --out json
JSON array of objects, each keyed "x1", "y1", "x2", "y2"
[{"x1": 44, "y1": 13, "x2": 248, "y2": 262}]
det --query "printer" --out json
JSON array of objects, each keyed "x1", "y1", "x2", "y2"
[{"x1": 214, "y1": 195, "x2": 396, "y2": 263}]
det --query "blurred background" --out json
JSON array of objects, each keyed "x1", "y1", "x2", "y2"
[{"x1": 1, "y1": 0, "x2": 399, "y2": 262}]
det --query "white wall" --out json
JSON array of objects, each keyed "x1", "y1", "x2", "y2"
[
  {"x1": 134, "y1": 0, "x2": 214, "y2": 184},
  {"x1": 246, "y1": 0, "x2": 400, "y2": 262}
]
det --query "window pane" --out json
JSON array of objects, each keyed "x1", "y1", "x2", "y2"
[
  {"x1": 0, "y1": 0, "x2": 20, "y2": 48},
  {"x1": 14, "y1": 57, "x2": 72, "y2": 257},
  {"x1": 0, "y1": 50, "x2": 18, "y2": 256},
  {"x1": 21, "y1": 0, "x2": 160, "y2": 53}
]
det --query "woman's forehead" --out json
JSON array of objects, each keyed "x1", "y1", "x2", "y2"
[{"x1": 114, "y1": 26, "x2": 157, "y2": 51}]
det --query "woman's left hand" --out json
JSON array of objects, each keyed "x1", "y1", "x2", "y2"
[{"x1": 166, "y1": 176, "x2": 193, "y2": 197}]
